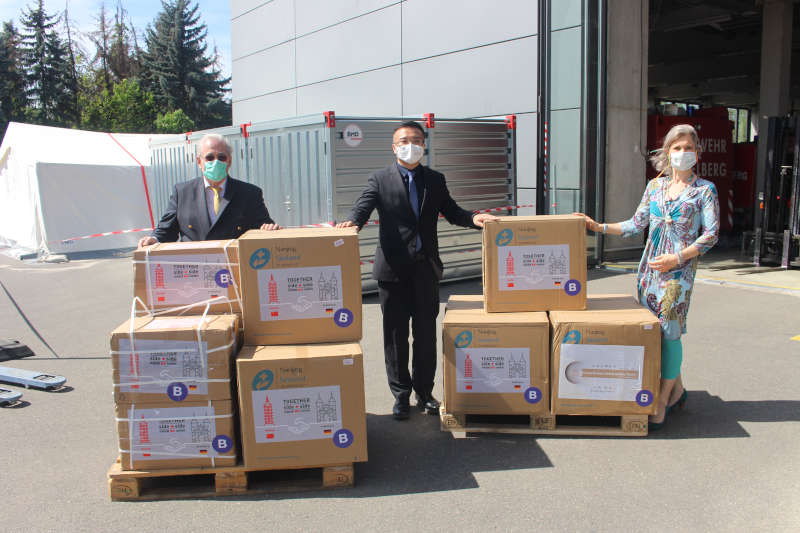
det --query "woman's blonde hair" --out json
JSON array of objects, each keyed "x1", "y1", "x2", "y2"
[{"x1": 649, "y1": 123, "x2": 701, "y2": 174}]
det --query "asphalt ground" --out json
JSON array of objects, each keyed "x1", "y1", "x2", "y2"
[{"x1": 1, "y1": 252, "x2": 798, "y2": 532}]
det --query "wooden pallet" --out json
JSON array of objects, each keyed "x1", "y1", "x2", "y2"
[
  {"x1": 440, "y1": 409, "x2": 648, "y2": 437},
  {"x1": 108, "y1": 459, "x2": 354, "y2": 501}
]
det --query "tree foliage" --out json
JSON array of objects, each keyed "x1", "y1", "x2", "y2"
[
  {"x1": 0, "y1": 21, "x2": 28, "y2": 136},
  {"x1": 155, "y1": 109, "x2": 195, "y2": 134},
  {"x1": 142, "y1": 0, "x2": 230, "y2": 129},
  {"x1": 19, "y1": 0, "x2": 78, "y2": 125},
  {"x1": 1, "y1": 0, "x2": 232, "y2": 141}
]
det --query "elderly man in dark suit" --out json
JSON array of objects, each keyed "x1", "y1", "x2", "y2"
[
  {"x1": 337, "y1": 121, "x2": 497, "y2": 420},
  {"x1": 138, "y1": 133, "x2": 278, "y2": 247}
]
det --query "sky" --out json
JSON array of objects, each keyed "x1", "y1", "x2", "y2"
[{"x1": 0, "y1": 0, "x2": 232, "y2": 79}]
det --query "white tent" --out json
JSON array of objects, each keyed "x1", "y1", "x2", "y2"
[{"x1": 0, "y1": 122, "x2": 171, "y2": 257}]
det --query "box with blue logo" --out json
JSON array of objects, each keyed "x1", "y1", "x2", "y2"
[
  {"x1": 442, "y1": 295, "x2": 550, "y2": 415},
  {"x1": 237, "y1": 228, "x2": 362, "y2": 345},
  {"x1": 110, "y1": 314, "x2": 239, "y2": 404},
  {"x1": 482, "y1": 216, "x2": 587, "y2": 312},
  {"x1": 236, "y1": 343, "x2": 368, "y2": 469},
  {"x1": 549, "y1": 294, "x2": 661, "y2": 416},
  {"x1": 133, "y1": 240, "x2": 241, "y2": 315}
]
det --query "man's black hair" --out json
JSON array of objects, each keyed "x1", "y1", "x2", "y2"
[{"x1": 393, "y1": 120, "x2": 426, "y2": 137}]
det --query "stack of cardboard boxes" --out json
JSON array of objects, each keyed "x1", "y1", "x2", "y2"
[
  {"x1": 443, "y1": 215, "x2": 661, "y2": 420},
  {"x1": 111, "y1": 229, "x2": 368, "y2": 472},
  {"x1": 235, "y1": 228, "x2": 367, "y2": 469}
]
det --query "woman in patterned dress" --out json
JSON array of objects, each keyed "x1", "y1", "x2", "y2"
[{"x1": 575, "y1": 124, "x2": 720, "y2": 430}]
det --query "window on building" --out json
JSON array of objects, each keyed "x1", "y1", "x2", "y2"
[{"x1": 727, "y1": 107, "x2": 752, "y2": 143}]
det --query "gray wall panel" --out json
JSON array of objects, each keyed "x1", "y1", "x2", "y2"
[
  {"x1": 295, "y1": 5, "x2": 401, "y2": 86},
  {"x1": 550, "y1": 108, "x2": 581, "y2": 191},
  {"x1": 297, "y1": 66, "x2": 402, "y2": 116},
  {"x1": 551, "y1": 0, "x2": 582, "y2": 30},
  {"x1": 232, "y1": 89, "x2": 297, "y2": 123},
  {"x1": 402, "y1": 0, "x2": 536, "y2": 61},
  {"x1": 295, "y1": 0, "x2": 398, "y2": 36},
  {"x1": 231, "y1": 0, "x2": 294, "y2": 59},
  {"x1": 514, "y1": 112, "x2": 538, "y2": 188},
  {"x1": 402, "y1": 36, "x2": 537, "y2": 118},
  {"x1": 232, "y1": 41, "x2": 296, "y2": 102},
  {"x1": 231, "y1": 0, "x2": 272, "y2": 20},
  {"x1": 517, "y1": 187, "x2": 537, "y2": 215},
  {"x1": 550, "y1": 26, "x2": 582, "y2": 110}
]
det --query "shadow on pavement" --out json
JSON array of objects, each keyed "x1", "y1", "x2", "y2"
[
  {"x1": 646, "y1": 392, "x2": 800, "y2": 439},
  {"x1": 231, "y1": 412, "x2": 552, "y2": 501}
]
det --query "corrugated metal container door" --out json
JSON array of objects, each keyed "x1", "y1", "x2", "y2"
[
  {"x1": 149, "y1": 137, "x2": 194, "y2": 219},
  {"x1": 427, "y1": 120, "x2": 516, "y2": 283},
  {"x1": 246, "y1": 123, "x2": 332, "y2": 227},
  {"x1": 331, "y1": 120, "x2": 409, "y2": 289}
]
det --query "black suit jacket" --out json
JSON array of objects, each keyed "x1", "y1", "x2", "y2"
[
  {"x1": 152, "y1": 176, "x2": 274, "y2": 242},
  {"x1": 347, "y1": 163, "x2": 477, "y2": 282}
]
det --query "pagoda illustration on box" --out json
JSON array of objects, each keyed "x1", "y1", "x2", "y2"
[
  {"x1": 262, "y1": 395, "x2": 274, "y2": 425},
  {"x1": 154, "y1": 264, "x2": 165, "y2": 288},
  {"x1": 464, "y1": 354, "x2": 473, "y2": 378}
]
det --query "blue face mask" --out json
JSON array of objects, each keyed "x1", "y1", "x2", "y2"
[{"x1": 203, "y1": 159, "x2": 227, "y2": 182}]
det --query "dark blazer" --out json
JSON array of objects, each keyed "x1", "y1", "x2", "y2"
[
  {"x1": 347, "y1": 163, "x2": 476, "y2": 282},
  {"x1": 152, "y1": 176, "x2": 274, "y2": 242}
]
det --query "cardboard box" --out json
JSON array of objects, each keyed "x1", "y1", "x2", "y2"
[
  {"x1": 133, "y1": 240, "x2": 241, "y2": 315},
  {"x1": 236, "y1": 343, "x2": 367, "y2": 469},
  {"x1": 110, "y1": 314, "x2": 238, "y2": 403},
  {"x1": 116, "y1": 399, "x2": 237, "y2": 470},
  {"x1": 549, "y1": 294, "x2": 661, "y2": 415},
  {"x1": 442, "y1": 295, "x2": 549, "y2": 415},
  {"x1": 237, "y1": 228, "x2": 362, "y2": 345},
  {"x1": 482, "y1": 216, "x2": 587, "y2": 312}
]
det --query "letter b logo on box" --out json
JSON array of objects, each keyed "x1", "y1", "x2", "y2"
[
  {"x1": 167, "y1": 382, "x2": 188, "y2": 401},
  {"x1": 213, "y1": 434, "x2": 232, "y2": 453},
  {"x1": 524, "y1": 387, "x2": 542, "y2": 404},
  {"x1": 333, "y1": 429, "x2": 353, "y2": 448}
]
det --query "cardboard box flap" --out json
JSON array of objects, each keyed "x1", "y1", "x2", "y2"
[
  {"x1": 550, "y1": 294, "x2": 658, "y2": 325},
  {"x1": 443, "y1": 308, "x2": 548, "y2": 326},
  {"x1": 238, "y1": 343, "x2": 362, "y2": 362},
  {"x1": 239, "y1": 227, "x2": 358, "y2": 241},
  {"x1": 110, "y1": 314, "x2": 238, "y2": 337}
]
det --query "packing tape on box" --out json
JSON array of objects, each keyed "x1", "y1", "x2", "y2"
[
  {"x1": 126, "y1": 298, "x2": 215, "y2": 381},
  {"x1": 122, "y1": 400, "x2": 231, "y2": 469},
  {"x1": 138, "y1": 239, "x2": 243, "y2": 317}
]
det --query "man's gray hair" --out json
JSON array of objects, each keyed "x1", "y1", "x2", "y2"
[
  {"x1": 649, "y1": 123, "x2": 701, "y2": 174},
  {"x1": 200, "y1": 133, "x2": 233, "y2": 155}
]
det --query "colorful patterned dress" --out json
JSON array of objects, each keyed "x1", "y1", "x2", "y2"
[{"x1": 619, "y1": 175, "x2": 720, "y2": 340}]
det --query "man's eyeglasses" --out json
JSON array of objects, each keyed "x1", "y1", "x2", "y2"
[
  {"x1": 394, "y1": 137, "x2": 425, "y2": 147},
  {"x1": 203, "y1": 152, "x2": 229, "y2": 162}
]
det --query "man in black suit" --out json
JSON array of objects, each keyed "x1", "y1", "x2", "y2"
[
  {"x1": 337, "y1": 121, "x2": 496, "y2": 420},
  {"x1": 137, "y1": 133, "x2": 278, "y2": 247}
]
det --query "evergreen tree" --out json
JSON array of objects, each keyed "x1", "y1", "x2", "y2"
[
  {"x1": 0, "y1": 21, "x2": 28, "y2": 137},
  {"x1": 142, "y1": 0, "x2": 230, "y2": 129},
  {"x1": 89, "y1": 2, "x2": 112, "y2": 92},
  {"x1": 19, "y1": 0, "x2": 77, "y2": 125},
  {"x1": 108, "y1": 1, "x2": 136, "y2": 81}
]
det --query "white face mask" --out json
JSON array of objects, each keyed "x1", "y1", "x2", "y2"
[
  {"x1": 670, "y1": 151, "x2": 696, "y2": 171},
  {"x1": 395, "y1": 143, "x2": 424, "y2": 165}
]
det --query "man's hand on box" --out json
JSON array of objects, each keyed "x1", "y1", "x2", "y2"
[
  {"x1": 472, "y1": 213, "x2": 498, "y2": 228},
  {"x1": 138, "y1": 236, "x2": 157, "y2": 248}
]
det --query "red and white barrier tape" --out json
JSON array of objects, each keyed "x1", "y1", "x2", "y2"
[
  {"x1": 54, "y1": 204, "x2": 536, "y2": 244},
  {"x1": 727, "y1": 189, "x2": 734, "y2": 228},
  {"x1": 55, "y1": 227, "x2": 154, "y2": 244}
]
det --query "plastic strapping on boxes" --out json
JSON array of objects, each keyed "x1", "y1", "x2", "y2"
[
  {"x1": 113, "y1": 301, "x2": 235, "y2": 389},
  {"x1": 139, "y1": 241, "x2": 242, "y2": 315}
]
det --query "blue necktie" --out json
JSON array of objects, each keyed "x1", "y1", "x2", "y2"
[{"x1": 407, "y1": 171, "x2": 422, "y2": 252}]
